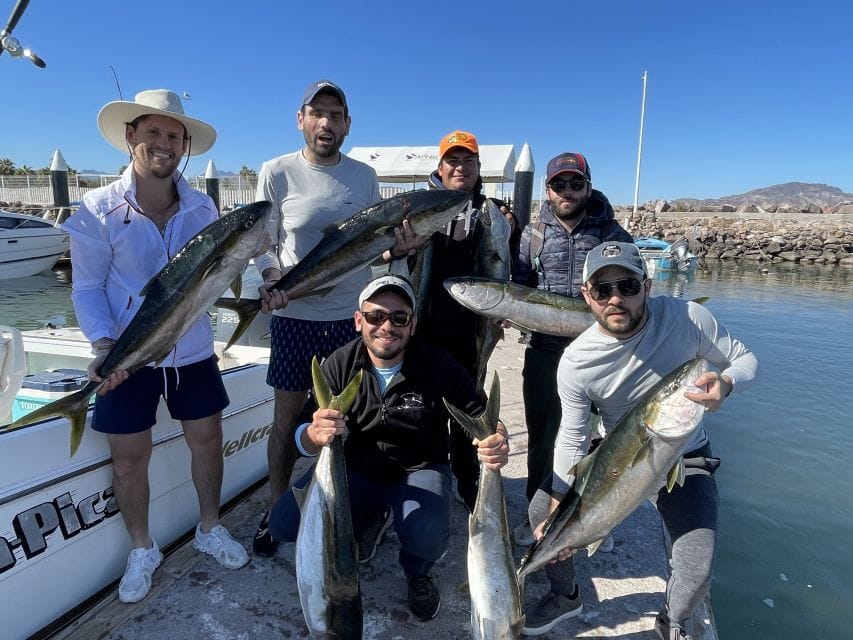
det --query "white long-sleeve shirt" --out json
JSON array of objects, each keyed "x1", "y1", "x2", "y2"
[
  {"x1": 63, "y1": 167, "x2": 219, "y2": 367},
  {"x1": 552, "y1": 295, "x2": 759, "y2": 494}
]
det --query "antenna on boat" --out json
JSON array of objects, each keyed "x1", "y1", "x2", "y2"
[
  {"x1": 108, "y1": 65, "x2": 123, "y2": 100},
  {"x1": 631, "y1": 70, "x2": 648, "y2": 225},
  {"x1": 0, "y1": 0, "x2": 46, "y2": 67}
]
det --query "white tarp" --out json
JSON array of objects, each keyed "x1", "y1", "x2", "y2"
[{"x1": 348, "y1": 145, "x2": 517, "y2": 183}]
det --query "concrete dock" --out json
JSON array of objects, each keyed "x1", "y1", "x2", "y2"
[{"x1": 52, "y1": 331, "x2": 716, "y2": 640}]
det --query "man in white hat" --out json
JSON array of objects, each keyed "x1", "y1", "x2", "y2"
[{"x1": 62, "y1": 89, "x2": 248, "y2": 604}]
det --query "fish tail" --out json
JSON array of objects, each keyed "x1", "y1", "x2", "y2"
[
  {"x1": 213, "y1": 297, "x2": 262, "y2": 350},
  {"x1": 4, "y1": 382, "x2": 97, "y2": 457}
]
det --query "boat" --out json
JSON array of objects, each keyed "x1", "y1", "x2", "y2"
[
  {"x1": 635, "y1": 237, "x2": 698, "y2": 276},
  {"x1": 0, "y1": 323, "x2": 273, "y2": 640},
  {"x1": 0, "y1": 209, "x2": 70, "y2": 280}
]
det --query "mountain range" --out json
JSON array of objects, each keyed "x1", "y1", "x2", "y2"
[{"x1": 665, "y1": 182, "x2": 853, "y2": 214}]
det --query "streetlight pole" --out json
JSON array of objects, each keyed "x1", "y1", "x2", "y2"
[{"x1": 632, "y1": 70, "x2": 648, "y2": 223}]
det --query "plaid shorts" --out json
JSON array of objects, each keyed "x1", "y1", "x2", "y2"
[{"x1": 266, "y1": 315, "x2": 358, "y2": 391}]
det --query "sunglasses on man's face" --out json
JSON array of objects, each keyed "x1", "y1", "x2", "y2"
[
  {"x1": 547, "y1": 176, "x2": 588, "y2": 193},
  {"x1": 586, "y1": 277, "x2": 645, "y2": 302},
  {"x1": 360, "y1": 309, "x2": 413, "y2": 327}
]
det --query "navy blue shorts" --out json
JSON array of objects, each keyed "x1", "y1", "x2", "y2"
[
  {"x1": 266, "y1": 315, "x2": 357, "y2": 391},
  {"x1": 92, "y1": 355, "x2": 229, "y2": 435}
]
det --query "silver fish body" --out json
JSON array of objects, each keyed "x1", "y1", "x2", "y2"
[
  {"x1": 295, "y1": 360, "x2": 363, "y2": 639},
  {"x1": 444, "y1": 277, "x2": 594, "y2": 338},
  {"x1": 5, "y1": 201, "x2": 272, "y2": 455},
  {"x1": 444, "y1": 374, "x2": 524, "y2": 639},
  {"x1": 517, "y1": 358, "x2": 709, "y2": 582},
  {"x1": 275, "y1": 189, "x2": 468, "y2": 300}
]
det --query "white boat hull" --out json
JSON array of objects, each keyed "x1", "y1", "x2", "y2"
[
  {"x1": 0, "y1": 210, "x2": 70, "y2": 280},
  {"x1": 0, "y1": 335, "x2": 273, "y2": 639}
]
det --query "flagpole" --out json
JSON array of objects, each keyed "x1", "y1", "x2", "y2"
[{"x1": 632, "y1": 70, "x2": 648, "y2": 222}]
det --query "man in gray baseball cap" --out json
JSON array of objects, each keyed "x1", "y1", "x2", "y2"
[{"x1": 582, "y1": 241, "x2": 647, "y2": 282}]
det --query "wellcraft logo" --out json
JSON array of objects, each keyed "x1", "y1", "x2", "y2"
[
  {"x1": 222, "y1": 423, "x2": 273, "y2": 458},
  {"x1": 0, "y1": 488, "x2": 119, "y2": 574}
]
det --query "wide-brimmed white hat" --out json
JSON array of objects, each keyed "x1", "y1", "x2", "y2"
[{"x1": 97, "y1": 89, "x2": 217, "y2": 156}]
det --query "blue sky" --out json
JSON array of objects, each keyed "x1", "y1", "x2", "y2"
[{"x1": 3, "y1": 0, "x2": 851, "y2": 205}]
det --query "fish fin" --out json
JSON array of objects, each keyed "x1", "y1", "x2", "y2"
[
  {"x1": 310, "y1": 357, "x2": 332, "y2": 408},
  {"x1": 229, "y1": 275, "x2": 242, "y2": 302},
  {"x1": 293, "y1": 484, "x2": 307, "y2": 511},
  {"x1": 443, "y1": 397, "x2": 490, "y2": 442},
  {"x1": 372, "y1": 224, "x2": 395, "y2": 237},
  {"x1": 311, "y1": 357, "x2": 363, "y2": 414},
  {"x1": 485, "y1": 372, "x2": 501, "y2": 430},
  {"x1": 138, "y1": 272, "x2": 160, "y2": 297},
  {"x1": 330, "y1": 369, "x2": 363, "y2": 414},
  {"x1": 508, "y1": 320, "x2": 536, "y2": 334},
  {"x1": 586, "y1": 537, "x2": 604, "y2": 557},
  {"x1": 4, "y1": 384, "x2": 96, "y2": 457},
  {"x1": 666, "y1": 458, "x2": 686, "y2": 491},
  {"x1": 569, "y1": 450, "x2": 597, "y2": 496},
  {"x1": 691, "y1": 296, "x2": 710, "y2": 306},
  {"x1": 200, "y1": 257, "x2": 225, "y2": 284},
  {"x1": 630, "y1": 436, "x2": 655, "y2": 469},
  {"x1": 69, "y1": 412, "x2": 87, "y2": 457},
  {"x1": 212, "y1": 297, "x2": 262, "y2": 350}
]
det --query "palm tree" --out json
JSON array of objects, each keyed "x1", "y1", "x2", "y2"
[
  {"x1": 0, "y1": 158, "x2": 16, "y2": 175},
  {"x1": 17, "y1": 165, "x2": 34, "y2": 175}
]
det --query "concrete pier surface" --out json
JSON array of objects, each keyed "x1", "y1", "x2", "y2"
[{"x1": 53, "y1": 331, "x2": 716, "y2": 640}]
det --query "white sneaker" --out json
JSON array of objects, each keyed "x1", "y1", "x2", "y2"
[
  {"x1": 513, "y1": 517, "x2": 536, "y2": 547},
  {"x1": 193, "y1": 524, "x2": 249, "y2": 569},
  {"x1": 118, "y1": 540, "x2": 163, "y2": 603}
]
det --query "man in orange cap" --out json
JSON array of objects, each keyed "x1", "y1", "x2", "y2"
[{"x1": 414, "y1": 130, "x2": 517, "y2": 512}]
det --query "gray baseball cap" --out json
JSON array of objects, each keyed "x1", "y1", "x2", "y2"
[
  {"x1": 582, "y1": 242, "x2": 647, "y2": 282},
  {"x1": 358, "y1": 274, "x2": 416, "y2": 311}
]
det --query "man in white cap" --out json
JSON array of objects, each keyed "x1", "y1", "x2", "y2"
[
  {"x1": 250, "y1": 80, "x2": 417, "y2": 556},
  {"x1": 63, "y1": 89, "x2": 248, "y2": 604},
  {"x1": 265, "y1": 274, "x2": 509, "y2": 622},
  {"x1": 522, "y1": 242, "x2": 758, "y2": 638}
]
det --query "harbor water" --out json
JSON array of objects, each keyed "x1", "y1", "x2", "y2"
[{"x1": 1, "y1": 261, "x2": 851, "y2": 640}]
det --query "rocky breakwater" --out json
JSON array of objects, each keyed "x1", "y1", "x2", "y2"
[{"x1": 623, "y1": 211, "x2": 853, "y2": 266}]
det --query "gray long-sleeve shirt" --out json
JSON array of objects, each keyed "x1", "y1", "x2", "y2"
[{"x1": 552, "y1": 295, "x2": 759, "y2": 494}]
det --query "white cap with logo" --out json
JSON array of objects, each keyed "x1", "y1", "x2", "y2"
[{"x1": 358, "y1": 275, "x2": 417, "y2": 311}]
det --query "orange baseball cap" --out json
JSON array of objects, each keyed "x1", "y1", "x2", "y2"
[{"x1": 439, "y1": 130, "x2": 479, "y2": 157}]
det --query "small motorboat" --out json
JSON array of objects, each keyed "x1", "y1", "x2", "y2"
[
  {"x1": 0, "y1": 209, "x2": 70, "y2": 280},
  {"x1": 635, "y1": 237, "x2": 698, "y2": 275},
  {"x1": 0, "y1": 325, "x2": 273, "y2": 639}
]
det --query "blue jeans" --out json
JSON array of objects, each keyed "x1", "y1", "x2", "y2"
[{"x1": 269, "y1": 462, "x2": 451, "y2": 577}]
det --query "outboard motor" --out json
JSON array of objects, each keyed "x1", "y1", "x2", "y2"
[{"x1": 669, "y1": 238, "x2": 691, "y2": 272}]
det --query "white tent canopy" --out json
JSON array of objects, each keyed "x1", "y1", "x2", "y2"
[{"x1": 347, "y1": 145, "x2": 517, "y2": 183}]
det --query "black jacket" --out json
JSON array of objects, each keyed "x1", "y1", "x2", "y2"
[
  {"x1": 512, "y1": 190, "x2": 632, "y2": 351},
  {"x1": 317, "y1": 336, "x2": 486, "y2": 482}
]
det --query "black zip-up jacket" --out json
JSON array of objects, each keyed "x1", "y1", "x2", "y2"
[
  {"x1": 512, "y1": 190, "x2": 632, "y2": 351},
  {"x1": 316, "y1": 336, "x2": 486, "y2": 482}
]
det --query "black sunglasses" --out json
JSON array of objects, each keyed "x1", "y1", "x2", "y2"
[
  {"x1": 586, "y1": 277, "x2": 645, "y2": 302},
  {"x1": 360, "y1": 309, "x2": 413, "y2": 327},
  {"x1": 548, "y1": 176, "x2": 588, "y2": 193}
]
